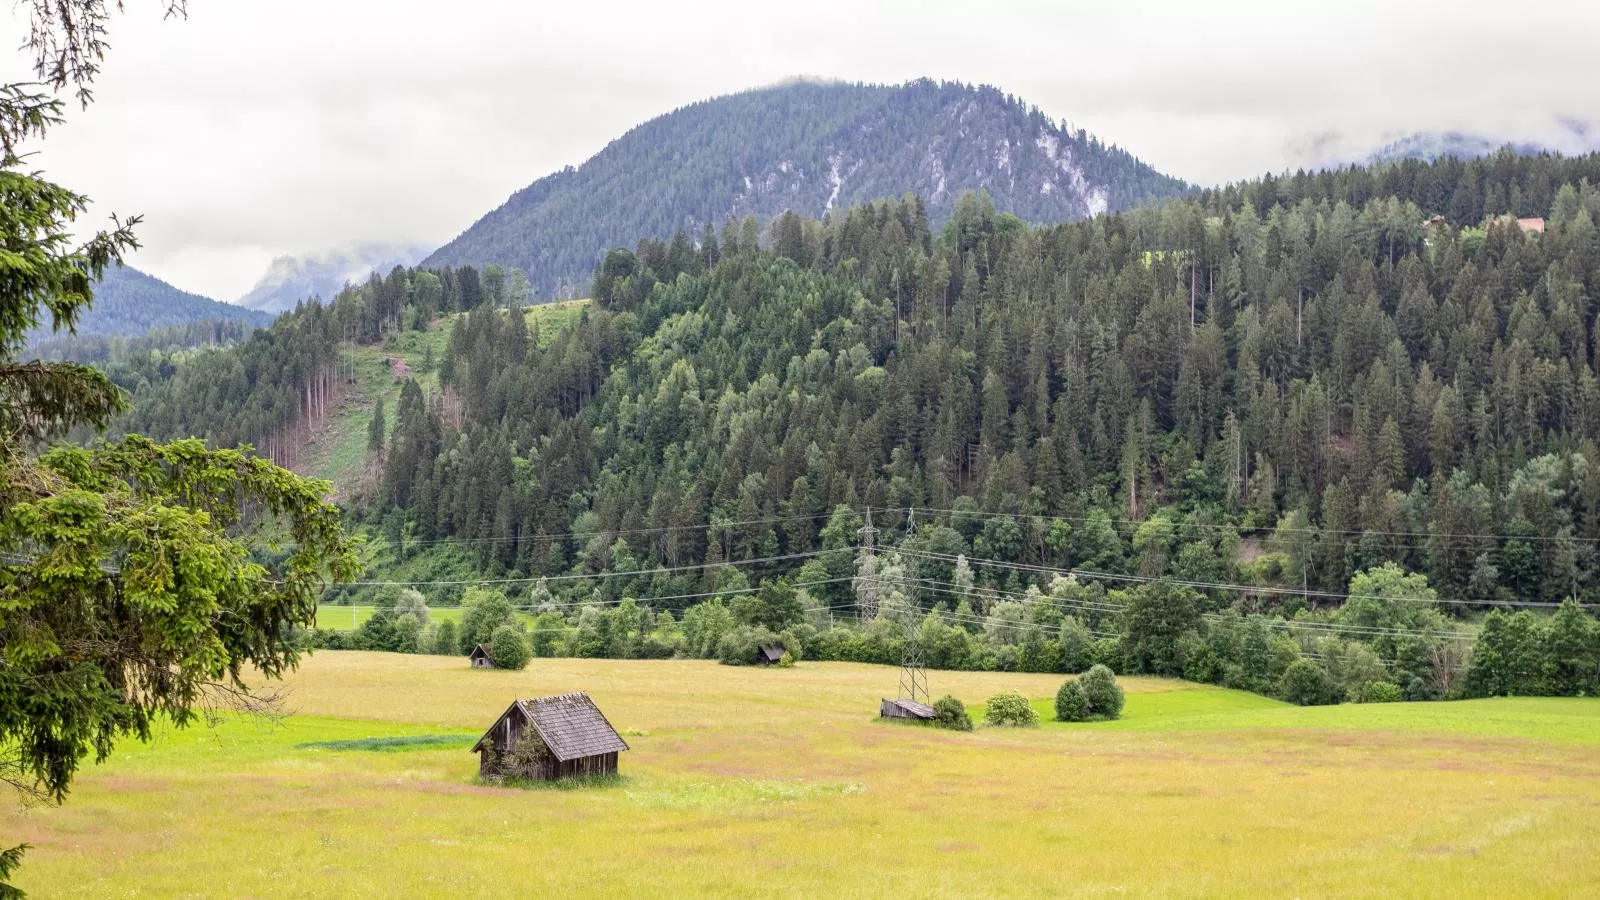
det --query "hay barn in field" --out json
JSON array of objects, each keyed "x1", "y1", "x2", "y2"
[
  {"x1": 472, "y1": 692, "x2": 629, "y2": 782},
  {"x1": 880, "y1": 698, "x2": 935, "y2": 720},
  {"x1": 755, "y1": 643, "x2": 785, "y2": 665},
  {"x1": 469, "y1": 644, "x2": 496, "y2": 668}
]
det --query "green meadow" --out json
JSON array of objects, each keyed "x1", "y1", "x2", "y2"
[{"x1": 6, "y1": 653, "x2": 1599, "y2": 897}]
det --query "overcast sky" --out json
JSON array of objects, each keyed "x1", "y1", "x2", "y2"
[{"x1": 4, "y1": 0, "x2": 1598, "y2": 300}]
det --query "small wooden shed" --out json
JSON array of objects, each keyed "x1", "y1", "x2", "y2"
[
  {"x1": 755, "y1": 643, "x2": 785, "y2": 665},
  {"x1": 469, "y1": 644, "x2": 496, "y2": 668},
  {"x1": 880, "y1": 698, "x2": 935, "y2": 720},
  {"x1": 472, "y1": 692, "x2": 629, "y2": 782}
]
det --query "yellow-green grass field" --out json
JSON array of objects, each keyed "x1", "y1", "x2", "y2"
[
  {"x1": 6, "y1": 654, "x2": 1600, "y2": 897},
  {"x1": 311, "y1": 604, "x2": 539, "y2": 632},
  {"x1": 313, "y1": 604, "x2": 509, "y2": 631}
]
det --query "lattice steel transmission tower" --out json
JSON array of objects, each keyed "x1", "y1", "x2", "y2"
[
  {"x1": 897, "y1": 635, "x2": 929, "y2": 706},
  {"x1": 856, "y1": 508, "x2": 878, "y2": 621}
]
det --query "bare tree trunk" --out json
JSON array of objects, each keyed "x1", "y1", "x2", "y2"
[{"x1": 1190, "y1": 261, "x2": 1197, "y2": 332}]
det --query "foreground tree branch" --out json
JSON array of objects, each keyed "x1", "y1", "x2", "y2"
[{"x1": 0, "y1": 437, "x2": 358, "y2": 801}]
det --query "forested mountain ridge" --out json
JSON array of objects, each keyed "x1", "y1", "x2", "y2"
[
  {"x1": 121, "y1": 150, "x2": 1600, "y2": 624},
  {"x1": 422, "y1": 79, "x2": 1190, "y2": 298},
  {"x1": 25, "y1": 264, "x2": 270, "y2": 346}
]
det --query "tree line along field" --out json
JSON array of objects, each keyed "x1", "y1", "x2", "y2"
[
  {"x1": 4, "y1": 653, "x2": 1598, "y2": 897},
  {"x1": 313, "y1": 603, "x2": 537, "y2": 631}
]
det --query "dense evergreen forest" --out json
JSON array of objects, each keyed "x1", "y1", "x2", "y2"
[
  {"x1": 118, "y1": 263, "x2": 505, "y2": 468},
  {"x1": 30, "y1": 318, "x2": 259, "y2": 366},
  {"x1": 424, "y1": 79, "x2": 1189, "y2": 298},
  {"x1": 123, "y1": 149, "x2": 1600, "y2": 702}
]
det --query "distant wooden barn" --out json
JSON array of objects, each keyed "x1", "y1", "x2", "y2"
[
  {"x1": 754, "y1": 643, "x2": 786, "y2": 665},
  {"x1": 880, "y1": 698, "x2": 935, "y2": 720},
  {"x1": 472, "y1": 692, "x2": 629, "y2": 782},
  {"x1": 469, "y1": 644, "x2": 496, "y2": 668}
]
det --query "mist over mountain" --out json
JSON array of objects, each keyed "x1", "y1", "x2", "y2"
[
  {"x1": 423, "y1": 78, "x2": 1190, "y2": 298},
  {"x1": 1313, "y1": 119, "x2": 1600, "y2": 169},
  {"x1": 239, "y1": 243, "x2": 431, "y2": 314}
]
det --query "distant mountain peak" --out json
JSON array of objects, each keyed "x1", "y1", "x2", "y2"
[
  {"x1": 239, "y1": 242, "x2": 430, "y2": 314},
  {"x1": 423, "y1": 79, "x2": 1189, "y2": 298}
]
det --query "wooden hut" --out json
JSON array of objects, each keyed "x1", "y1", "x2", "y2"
[
  {"x1": 880, "y1": 698, "x2": 935, "y2": 720},
  {"x1": 469, "y1": 644, "x2": 497, "y2": 668},
  {"x1": 754, "y1": 643, "x2": 785, "y2": 665},
  {"x1": 472, "y1": 692, "x2": 629, "y2": 782}
]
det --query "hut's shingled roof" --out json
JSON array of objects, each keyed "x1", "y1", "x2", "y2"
[
  {"x1": 884, "y1": 698, "x2": 936, "y2": 718},
  {"x1": 518, "y1": 692, "x2": 629, "y2": 762}
]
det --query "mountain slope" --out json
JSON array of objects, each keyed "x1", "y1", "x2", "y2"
[
  {"x1": 424, "y1": 78, "x2": 1190, "y2": 297},
  {"x1": 239, "y1": 243, "x2": 430, "y2": 314},
  {"x1": 123, "y1": 150, "x2": 1600, "y2": 611},
  {"x1": 27, "y1": 265, "x2": 270, "y2": 346}
]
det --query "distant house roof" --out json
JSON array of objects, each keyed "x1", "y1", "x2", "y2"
[
  {"x1": 469, "y1": 644, "x2": 494, "y2": 660},
  {"x1": 1486, "y1": 213, "x2": 1547, "y2": 234},
  {"x1": 472, "y1": 692, "x2": 629, "y2": 762},
  {"x1": 757, "y1": 644, "x2": 785, "y2": 664}
]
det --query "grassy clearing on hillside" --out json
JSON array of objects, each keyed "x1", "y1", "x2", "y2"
[
  {"x1": 305, "y1": 300, "x2": 589, "y2": 489},
  {"x1": 6, "y1": 654, "x2": 1599, "y2": 897}
]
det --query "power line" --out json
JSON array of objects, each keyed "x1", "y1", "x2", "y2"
[
  {"x1": 892, "y1": 546, "x2": 1578, "y2": 609},
  {"x1": 339, "y1": 548, "x2": 833, "y2": 587},
  {"x1": 392, "y1": 508, "x2": 846, "y2": 547},
  {"x1": 875, "y1": 504, "x2": 1600, "y2": 546}
]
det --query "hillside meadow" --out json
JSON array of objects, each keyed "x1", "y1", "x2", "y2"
[{"x1": 5, "y1": 654, "x2": 1599, "y2": 897}]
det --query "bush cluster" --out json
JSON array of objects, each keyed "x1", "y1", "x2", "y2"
[
  {"x1": 931, "y1": 695, "x2": 972, "y2": 731},
  {"x1": 1055, "y1": 665, "x2": 1124, "y2": 721},
  {"x1": 490, "y1": 626, "x2": 531, "y2": 671},
  {"x1": 984, "y1": 690, "x2": 1038, "y2": 727}
]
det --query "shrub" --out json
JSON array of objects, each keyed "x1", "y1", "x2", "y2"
[
  {"x1": 393, "y1": 588, "x2": 430, "y2": 625},
  {"x1": 984, "y1": 690, "x2": 1038, "y2": 727},
  {"x1": 932, "y1": 695, "x2": 972, "y2": 731},
  {"x1": 714, "y1": 624, "x2": 780, "y2": 666},
  {"x1": 1089, "y1": 637, "x2": 1123, "y2": 672},
  {"x1": 459, "y1": 588, "x2": 517, "y2": 653},
  {"x1": 432, "y1": 620, "x2": 459, "y2": 655},
  {"x1": 1079, "y1": 664, "x2": 1125, "y2": 720},
  {"x1": 1404, "y1": 676, "x2": 1435, "y2": 702},
  {"x1": 1058, "y1": 617, "x2": 1094, "y2": 673},
  {"x1": 1278, "y1": 659, "x2": 1339, "y2": 706},
  {"x1": 1121, "y1": 581, "x2": 1204, "y2": 675},
  {"x1": 777, "y1": 651, "x2": 795, "y2": 668},
  {"x1": 489, "y1": 625, "x2": 531, "y2": 671},
  {"x1": 1054, "y1": 680, "x2": 1090, "y2": 722},
  {"x1": 1355, "y1": 681, "x2": 1403, "y2": 703}
]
